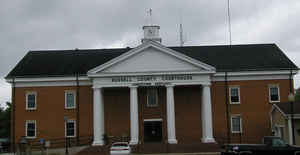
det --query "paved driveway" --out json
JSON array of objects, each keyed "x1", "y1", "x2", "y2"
[{"x1": 132, "y1": 152, "x2": 220, "y2": 155}]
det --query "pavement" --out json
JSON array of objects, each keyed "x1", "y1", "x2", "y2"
[{"x1": 132, "y1": 153, "x2": 220, "y2": 155}]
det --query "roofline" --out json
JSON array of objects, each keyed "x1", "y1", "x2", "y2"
[
  {"x1": 5, "y1": 74, "x2": 87, "y2": 81},
  {"x1": 216, "y1": 68, "x2": 299, "y2": 72},
  {"x1": 272, "y1": 103, "x2": 300, "y2": 118},
  {"x1": 6, "y1": 68, "x2": 298, "y2": 80},
  {"x1": 5, "y1": 75, "x2": 90, "y2": 83},
  {"x1": 87, "y1": 40, "x2": 216, "y2": 75},
  {"x1": 271, "y1": 104, "x2": 288, "y2": 119},
  {"x1": 27, "y1": 43, "x2": 279, "y2": 53}
]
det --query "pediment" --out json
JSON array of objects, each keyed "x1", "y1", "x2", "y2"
[{"x1": 88, "y1": 41, "x2": 215, "y2": 75}]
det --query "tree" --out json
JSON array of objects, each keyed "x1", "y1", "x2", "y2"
[{"x1": 0, "y1": 102, "x2": 11, "y2": 138}]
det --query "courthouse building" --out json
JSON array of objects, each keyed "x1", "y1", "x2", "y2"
[{"x1": 5, "y1": 25, "x2": 298, "y2": 147}]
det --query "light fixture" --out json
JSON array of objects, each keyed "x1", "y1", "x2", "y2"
[{"x1": 288, "y1": 93, "x2": 295, "y2": 102}]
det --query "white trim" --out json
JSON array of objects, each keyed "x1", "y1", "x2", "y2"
[
  {"x1": 214, "y1": 70, "x2": 298, "y2": 77},
  {"x1": 212, "y1": 70, "x2": 297, "y2": 82},
  {"x1": 229, "y1": 86, "x2": 240, "y2": 104},
  {"x1": 65, "y1": 119, "x2": 76, "y2": 138},
  {"x1": 286, "y1": 114, "x2": 300, "y2": 119},
  {"x1": 6, "y1": 76, "x2": 89, "y2": 83},
  {"x1": 87, "y1": 41, "x2": 216, "y2": 75},
  {"x1": 14, "y1": 81, "x2": 92, "y2": 87},
  {"x1": 144, "y1": 118, "x2": 163, "y2": 122},
  {"x1": 88, "y1": 70, "x2": 215, "y2": 78},
  {"x1": 26, "y1": 92, "x2": 37, "y2": 110},
  {"x1": 274, "y1": 124, "x2": 285, "y2": 128},
  {"x1": 271, "y1": 104, "x2": 288, "y2": 118},
  {"x1": 65, "y1": 90, "x2": 76, "y2": 109},
  {"x1": 146, "y1": 88, "x2": 158, "y2": 107},
  {"x1": 212, "y1": 74, "x2": 290, "y2": 82},
  {"x1": 6, "y1": 76, "x2": 91, "y2": 87},
  {"x1": 5, "y1": 70, "x2": 296, "y2": 87},
  {"x1": 25, "y1": 120, "x2": 36, "y2": 139},
  {"x1": 231, "y1": 115, "x2": 242, "y2": 133},
  {"x1": 269, "y1": 84, "x2": 280, "y2": 103}
]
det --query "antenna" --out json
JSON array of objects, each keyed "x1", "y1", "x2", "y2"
[
  {"x1": 180, "y1": 23, "x2": 184, "y2": 46},
  {"x1": 179, "y1": 10, "x2": 185, "y2": 47},
  {"x1": 147, "y1": 8, "x2": 153, "y2": 25},
  {"x1": 227, "y1": 0, "x2": 232, "y2": 45}
]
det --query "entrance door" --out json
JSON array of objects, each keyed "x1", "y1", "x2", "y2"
[{"x1": 144, "y1": 121, "x2": 162, "y2": 142}]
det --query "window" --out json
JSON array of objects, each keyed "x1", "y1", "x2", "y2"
[
  {"x1": 147, "y1": 88, "x2": 158, "y2": 107},
  {"x1": 26, "y1": 92, "x2": 37, "y2": 110},
  {"x1": 26, "y1": 120, "x2": 36, "y2": 138},
  {"x1": 229, "y1": 86, "x2": 240, "y2": 104},
  {"x1": 231, "y1": 115, "x2": 242, "y2": 133},
  {"x1": 269, "y1": 85, "x2": 280, "y2": 102},
  {"x1": 65, "y1": 91, "x2": 76, "y2": 109},
  {"x1": 65, "y1": 120, "x2": 76, "y2": 137}
]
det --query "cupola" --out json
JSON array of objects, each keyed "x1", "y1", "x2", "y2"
[{"x1": 141, "y1": 25, "x2": 162, "y2": 43}]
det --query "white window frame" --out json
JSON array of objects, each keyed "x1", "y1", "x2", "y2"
[
  {"x1": 229, "y1": 86, "x2": 240, "y2": 104},
  {"x1": 231, "y1": 115, "x2": 242, "y2": 133},
  {"x1": 269, "y1": 84, "x2": 280, "y2": 103},
  {"x1": 25, "y1": 120, "x2": 36, "y2": 139},
  {"x1": 65, "y1": 119, "x2": 76, "y2": 138},
  {"x1": 65, "y1": 90, "x2": 76, "y2": 109},
  {"x1": 26, "y1": 92, "x2": 37, "y2": 110},
  {"x1": 147, "y1": 88, "x2": 158, "y2": 107}
]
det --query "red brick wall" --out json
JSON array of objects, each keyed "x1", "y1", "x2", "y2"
[
  {"x1": 14, "y1": 86, "x2": 93, "y2": 142},
  {"x1": 174, "y1": 86, "x2": 202, "y2": 144},
  {"x1": 13, "y1": 79, "x2": 292, "y2": 144},
  {"x1": 211, "y1": 79, "x2": 291, "y2": 144},
  {"x1": 104, "y1": 88, "x2": 130, "y2": 138}
]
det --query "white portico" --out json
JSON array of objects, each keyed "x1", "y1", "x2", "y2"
[{"x1": 87, "y1": 39, "x2": 216, "y2": 145}]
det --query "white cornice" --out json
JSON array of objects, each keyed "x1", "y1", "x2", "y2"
[
  {"x1": 6, "y1": 76, "x2": 89, "y2": 83},
  {"x1": 212, "y1": 70, "x2": 297, "y2": 81},
  {"x1": 214, "y1": 70, "x2": 298, "y2": 76},
  {"x1": 5, "y1": 70, "x2": 297, "y2": 87},
  {"x1": 6, "y1": 76, "x2": 92, "y2": 87},
  {"x1": 88, "y1": 70, "x2": 215, "y2": 78}
]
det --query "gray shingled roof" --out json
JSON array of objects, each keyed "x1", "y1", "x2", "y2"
[
  {"x1": 275, "y1": 102, "x2": 300, "y2": 115},
  {"x1": 5, "y1": 44, "x2": 298, "y2": 78}
]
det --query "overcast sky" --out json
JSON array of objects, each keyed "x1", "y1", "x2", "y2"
[{"x1": 1, "y1": 0, "x2": 300, "y2": 108}]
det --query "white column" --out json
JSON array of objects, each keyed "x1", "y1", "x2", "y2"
[
  {"x1": 201, "y1": 84, "x2": 215, "y2": 143},
  {"x1": 166, "y1": 84, "x2": 178, "y2": 144},
  {"x1": 92, "y1": 87, "x2": 105, "y2": 146},
  {"x1": 288, "y1": 118, "x2": 293, "y2": 145},
  {"x1": 129, "y1": 86, "x2": 139, "y2": 145}
]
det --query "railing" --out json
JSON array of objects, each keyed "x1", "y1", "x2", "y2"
[
  {"x1": 215, "y1": 136, "x2": 269, "y2": 145},
  {"x1": 26, "y1": 136, "x2": 93, "y2": 150}
]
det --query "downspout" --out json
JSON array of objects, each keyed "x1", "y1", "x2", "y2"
[
  {"x1": 289, "y1": 69, "x2": 295, "y2": 145},
  {"x1": 75, "y1": 48, "x2": 80, "y2": 146},
  {"x1": 225, "y1": 72, "x2": 231, "y2": 144},
  {"x1": 11, "y1": 78, "x2": 16, "y2": 153}
]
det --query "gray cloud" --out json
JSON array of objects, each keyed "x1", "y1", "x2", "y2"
[{"x1": 1, "y1": 0, "x2": 300, "y2": 106}]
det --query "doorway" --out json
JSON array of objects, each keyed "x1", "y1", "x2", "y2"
[{"x1": 144, "y1": 120, "x2": 162, "y2": 143}]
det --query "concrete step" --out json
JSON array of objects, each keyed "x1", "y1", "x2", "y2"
[{"x1": 75, "y1": 143, "x2": 221, "y2": 155}]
